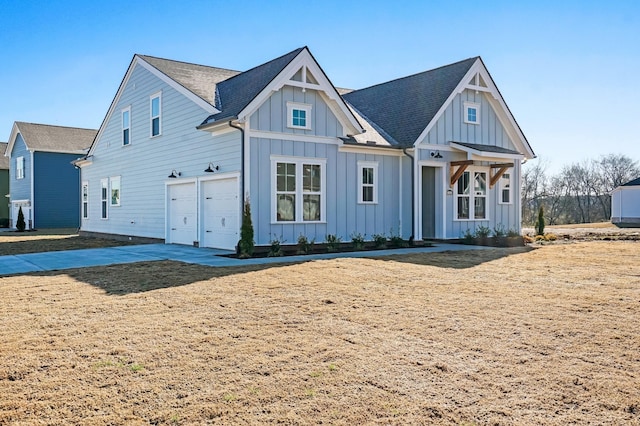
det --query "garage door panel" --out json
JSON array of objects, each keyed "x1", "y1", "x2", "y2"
[
  {"x1": 168, "y1": 183, "x2": 196, "y2": 245},
  {"x1": 202, "y1": 178, "x2": 239, "y2": 250}
]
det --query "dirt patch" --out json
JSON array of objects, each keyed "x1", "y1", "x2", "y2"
[
  {"x1": 1, "y1": 242, "x2": 639, "y2": 424},
  {"x1": 523, "y1": 222, "x2": 640, "y2": 242}
]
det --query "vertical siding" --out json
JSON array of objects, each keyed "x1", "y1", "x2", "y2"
[
  {"x1": 0, "y1": 171, "x2": 8, "y2": 221},
  {"x1": 33, "y1": 152, "x2": 80, "y2": 228},
  {"x1": 8, "y1": 134, "x2": 31, "y2": 201},
  {"x1": 80, "y1": 63, "x2": 241, "y2": 239}
]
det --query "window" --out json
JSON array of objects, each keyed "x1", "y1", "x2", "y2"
[
  {"x1": 101, "y1": 179, "x2": 108, "y2": 219},
  {"x1": 455, "y1": 170, "x2": 487, "y2": 220},
  {"x1": 110, "y1": 176, "x2": 121, "y2": 206},
  {"x1": 150, "y1": 92, "x2": 161, "y2": 137},
  {"x1": 464, "y1": 101, "x2": 480, "y2": 125},
  {"x1": 122, "y1": 107, "x2": 131, "y2": 145},
  {"x1": 286, "y1": 102, "x2": 312, "y2": 130},
  {"x1": 499, "y1": 173, "x2": 512, "y2": 204},
  {"x1": 358, "y1": 161, "x2": 378, "y2": 204},
  {"x1": 16, "y1": 156, "x2": 24, "y2": 179},
  {"x1": 82, "y1": 182, "x2": 89, "y2": 219},
  {"x1": 272, "y1": 156, "x2": 325, "y2": 223}
]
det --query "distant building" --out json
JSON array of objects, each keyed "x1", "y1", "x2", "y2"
[{"x1": 611, "y1": 177, "x2": 640, "y2": 227}]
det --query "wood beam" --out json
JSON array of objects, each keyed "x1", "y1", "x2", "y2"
[
  {"x1": 450, "y1": 160, "x2": 474, "y2": 187},
  {"x1": 489, "y1": 163, "x2": 514, "y2": 188}
]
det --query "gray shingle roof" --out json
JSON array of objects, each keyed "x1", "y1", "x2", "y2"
[
  {"x1": 16, "y1": 122, "x2": 97, "y2": 152},
  {"x1": 201, "y1": 47, "x2": 305, "y2": 125},
  {"x1": 343, "y1": 57, "x2": 478, "y2": 147},
  {"x1": 451, "y1": 141, "x2": 522, "y2": 155},
  {"x1": 0, "y1": 143, "x2": 8, "y2": 169},
  {"x1": 139, "y1": 55, "x2": 240, "y2": 105},
  {"x1": 621, "y1": 177, "x2": 640, "y2": 187}
]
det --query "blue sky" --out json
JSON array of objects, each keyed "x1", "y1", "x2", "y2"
[{"x1": 1, "y1": 0, "x2": 638, "y2": 173}]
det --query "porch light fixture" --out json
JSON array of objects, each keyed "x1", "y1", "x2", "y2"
[
  {"x1": 204, "y1": 163, "x2": 219, "y2": 173},
  {"x1": 434, "y1": 151, "x2": 443, "y2": 159},
  {"x1": 168, "y1": 170, "x2": 181, "y2": 178}
]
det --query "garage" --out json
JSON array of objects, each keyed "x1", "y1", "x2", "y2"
[
  {"x1": 201, "y1": 177, "x2": 239, "y2": 250},
  {"x1": 167, "y1": 182, "x2": 197, "y2": 245}
]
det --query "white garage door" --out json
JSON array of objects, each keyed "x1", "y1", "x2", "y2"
[
  {"x1": 168, "y1": 183, "x2": 196, "y2": 245},
  {"x1": 202, "y1": 178, "x2": 239, "y2": 250}
]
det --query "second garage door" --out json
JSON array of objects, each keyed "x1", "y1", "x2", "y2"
[{"x1": 202, "y1": 178, "x2": 239, "y2": 250}]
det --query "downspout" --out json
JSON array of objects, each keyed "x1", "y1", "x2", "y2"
[
  {"x1": 402, "y1": 147, "x2": 415, "y2": 239},
  {"x1": 228, "y1": 120, "x2": 245, "y2": 202}
]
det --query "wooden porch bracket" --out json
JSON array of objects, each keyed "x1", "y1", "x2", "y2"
[
  {"x1": 489, "y1": 163, "x2": 514, "y2": 188},
  {"x1": 449, "y1": 160, "x2": 474, "y2": 187}
]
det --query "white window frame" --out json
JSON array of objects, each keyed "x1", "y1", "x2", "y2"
[
  {"x1": 150, "y1": 92, "x2": 161, "y2": 137},
  {"x1": 498, "y1": 172, "x2": 512, "y2": 205},
  {"x1": 463, "y1": 101, "x2": 480, "y2": 125},
  {"x1": 286, "y1": 101, "x2": 312, "y2": 130},
  {"x1": 122, "y1": 106, "x2": 131, "y2": 146},
  {"x1": 16, "y1": 156, "x2": 24, "y2": 179},
  {"x1": 454, "y1": 167, "x2": 489, "y2": 221},
  {"x1": 110, "y1": 176, "x2": 121, "y2": 206},
  {"x1": 270, "y1": 155, "x2": 326, "y2": 224},
  {"x1": 357, "y1": 161, "x2": 378, "y2": 204},
  {"x1": 82, "y1": 181, "x2": 89, "y2": 219},
  {"x1": 100, "y1": 178, "x2": 108, "y2": 219}
]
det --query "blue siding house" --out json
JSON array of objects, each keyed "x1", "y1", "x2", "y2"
[
  {"x1": 4, "y1": 122, "x2": 97, "y2": 229},
  {"x1": 0, "y1": 143, "x2": 8, "y2": 227},
  {"x1": 77, "y1": 47, "x2": 534, "y2": 249}
]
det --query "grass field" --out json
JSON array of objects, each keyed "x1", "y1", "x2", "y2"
[{"x1": 1, "y1": 238, "x2": 639, "y2": 424}]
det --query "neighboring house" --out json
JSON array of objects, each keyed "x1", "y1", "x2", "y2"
[
  {"x1": 76, "y1": 47, "x2": 534, "y2": 250},
  {"x1": 4, "y1": 122, "x2": 98, "y2": 229},
  {"x1": 611, "y1": 177, "x2": 640, "y2": 227},
  {"x1": 0, "y1": 143, "x2": 9, "y2": 226}
]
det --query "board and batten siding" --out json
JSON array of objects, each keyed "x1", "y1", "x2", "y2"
[
  {"x1": 80, "y1": 63, "x2": 241, "y2": 240},
  {"x1": 33, "y1": 152, "x2": 80, "y2": 228},
  {"x1": 612, "y1": 187, "x2": 640, "y2": 224},
  {"x1": 8, "y1": 133, "x2": 31, "y2": 201}
]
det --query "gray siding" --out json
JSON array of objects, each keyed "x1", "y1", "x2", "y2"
[
  {"x1": 81, "y1": 63, "x2": 241, "y2": 239},
  {"x1": 8, "y1": 134, "x2": 31, "y2": 201}
]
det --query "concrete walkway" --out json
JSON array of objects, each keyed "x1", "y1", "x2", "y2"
[{"x1": 0, "y1": 242, "x2": 490, "y2": 276}]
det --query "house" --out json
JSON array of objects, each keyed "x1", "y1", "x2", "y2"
[
  {"x1": 611, "y1": 177, "x2": 640, "y2": 227},
  {"x1": 4, "y1": 122, "x2": 98, "y2": 229},
  {"x1": 0, "y1": 143, "x2": 9, "y2": 227},
  {"x1": 76, "y1": 47, "x2": 534, "y2": 250}
]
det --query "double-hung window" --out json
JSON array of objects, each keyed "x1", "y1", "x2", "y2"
[
  {"x1": 499, "y1": 173, "x2": 512, "y2": 204},
  {"x1": 150, "y1": 92, "x2": 161, "y2": 137},
  {"x1": 358, "y1": 161, "x2": 378, "y2": 204},
  {"x1": 273, "y1": 156, "x2": 325, "y2": 223},
  {"x1": 82, "y1": 182, "x2": 89, "y2": 219},
  {"x1": 100, "y1": 179, "x2": 108, "y2": 219},
  {"x1": 286, "y1": 102, "x2": 312, "y2": 130},
  {"x1": 122, "y1": 107, "x2": 131, "y2": 146},
  {"x1": 455, "y1": 169, "x2": 487, "y2": 220},
  {"x1": 463, "y1": 101, "x2": 480, "y2": 125},
  {"x1": 16, "y1": 156, "x2": 24, "y2": 179},
  {"x1": 110, "y1": 176, "x2": 121, "y2": 206}
]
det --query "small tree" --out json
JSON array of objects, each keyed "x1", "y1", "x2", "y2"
[
  {"x1": 535, "y1": 205, "x2": 545, "y2": 236},
  {"x1": 238, "y1": 197, "x2": 254, "y2": 258},
  {"x1": 16, "y1": 206, "x2": 26, "y2": 232}
]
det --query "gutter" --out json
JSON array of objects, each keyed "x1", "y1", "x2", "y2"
[
  {"x1": 402, "y1": 147, "x2": 415, "y2": 240},
  {"x1": 228, "y1": 120, "x2": 245, "y2": 202}
]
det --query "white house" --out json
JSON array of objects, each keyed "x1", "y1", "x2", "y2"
[{"x1": 611, "y1": 177, "x2": 640, "y2": 227}]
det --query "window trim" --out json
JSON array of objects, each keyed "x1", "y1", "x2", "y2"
[
  {"x1": 498, "y1": 172, "x2": 512, "y2": 205},
  {"x1": 286, "y1": 101, "x2": 312, "y2": 130},
  {"x1": 100, "y1": 178, "x2": 108, "y2": 219},
  {"x1": 110, "y1": 176, "x2": 121, "y2": 207},
  {"x1": 357, "y1": 161, "x2": 379, "y2": 204},
  {"x1": 454, "y1": 167, "x2": 489, "y2": 221},
  {"x1": 82, "y1": 181, "x2": 89, "y2": 219},
  {"x1": 122, "y1": 106, "x2": 131, "y2": 146},
  {"x1": 463, "y1": 101, "x2": 480, "y2": 125},
  {"x1": 270, "y1": 155, "x2": 326, "y2": 224},
  {"x1": 150, "y1": 92, "x2": 161, "y2": 137},
  {"x1": 16, "y1": 156, "x2": 24, "y2": 179}
]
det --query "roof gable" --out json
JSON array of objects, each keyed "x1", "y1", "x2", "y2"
[
  {"x1": 0, "y1": 143, "x2": 8, "y2": 169},
  {"x1": 6, "y1": 122, "x2": 97, "y2": 156}
]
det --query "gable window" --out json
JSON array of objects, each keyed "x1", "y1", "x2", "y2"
[
  {"x1": 358, "y1": 161, "x2": 378, "y2": 204},
  {"x1": 150, "y1": 92, "x2": 161, "y2": 137},
  {"x1": 110, "y1": 176, "x2": 121, "y2": 206},
  {"x1": 101, "y1": 179, "x2": 108, "y2": 219},
  {"x1": 82, "y1": 182, "x2": 89, "y2": 219},
  {"x1": 464, "y1": 101, "x2": 480, "y2": 125},
  {"x1": 16, "y1": 156, "x2": 24, "y2": 179},
  {"x1": 122, "y1": 107, "x2": 131, "y2": 145},
  {"x1": 455, "y1": 169, "x2": 487, "y2": 220},
  {"x1": 286, "y1": 102, "x2": 312, "y2": 130},
  {"x1": 499, "y1": 173, "x2": 512, "y2": 204},
  {"x1": 272, "y1": 156, "x2": 325, "y2": 223}
]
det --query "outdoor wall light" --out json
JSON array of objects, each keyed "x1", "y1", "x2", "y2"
[
  {"x1": 204, "y1": 163, "x2": 219, "y2": 173},
  {"x1": 430, "y1": 150, "x2": 443, "y2": 159},
  {"x1": 168, "y1": 170, "x2": 181, "y2": 178}
]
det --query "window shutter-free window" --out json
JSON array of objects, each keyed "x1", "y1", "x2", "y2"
[
  {"x1": 272, "y1": 156, "x2": 325, "y2": 223},
  {"x1": 82, "y1": 182, "x2": 89, "y2": 219},
  {"x1": 150, "y1": 93, "x2": 161, "y2": 137},
  {"x1": 101, "y1": 179, "x2": 108, "y2": 219},
  {"x1": 122, "y1": 107, "x2": 131, "y2": 145}
]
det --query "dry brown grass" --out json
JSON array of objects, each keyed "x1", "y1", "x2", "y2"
[
  {"x1": 0, "y1": 229, "x2": 134, "y2": 256},
  {"x1": 1, "y1": 242, "x2": 639, "y2": 425}
]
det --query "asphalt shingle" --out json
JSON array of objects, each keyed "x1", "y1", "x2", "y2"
[{"x1": 15, "y1": 122, "x2": 97, "y2": 153}]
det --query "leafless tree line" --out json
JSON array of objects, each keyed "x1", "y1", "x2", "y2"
[{"x1": 521, "y1": 154, "x2": 640, "y2": 225}]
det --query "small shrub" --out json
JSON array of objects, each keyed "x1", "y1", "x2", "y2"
[
  {"x1": 492, "y1": 224, "x2": 506, "y2": 239},
  {"x1": 297, "y1": 234, "x2": 314, "y2": 255},
  {"x1": 535, "y1": 206, "x2": 545, "y2": 236},
  {"x1": 325, "y1": 234, "x2": 342, "y2": 252},
  {"x1": 268, "y1": 234, "x2": 285, "y2": 257},
  {"x1": 238, "y1": 198, "x2": 254, "y2": 258},
  {"x1": 16, "y1": 206, "x2": 26, "y2": 232},
  {"x1": 475, "y1": 225, "x2": 491, "y2": 239},
  {"x1": 545, "y1": 233, "x2": 558, "y2": 241},
  {"x1": 350, "y1": 232, "x2": 366, "y2": 251},
  {"x1": 462, "y1": 229, "x2": 475, "y2": 244},
  {"x1": 523, "y1": 235, "x2": 535, "y2": 243},
  {"x1": 507, "y1": 228, "x2": 520, "y2": 237},
  {"x1": 372, "y1": 233, "x2": 387, "y2": 249},
  {"x1": 388, "y1": 228, "x2": 406, "y2": 248}
]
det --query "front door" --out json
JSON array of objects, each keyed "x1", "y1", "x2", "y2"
[{"x1": 422, "y1": 167, "x2": 436, "y2": 239}]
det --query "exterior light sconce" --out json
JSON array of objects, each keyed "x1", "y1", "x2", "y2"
[
  {"x1": 204, "y1": 163, "x2": 219, "y2": 173},
  {"x1": 168, "y1": 170, "x2": 181, "y2": 178},
  {"x1": 430, "y1": 150, "x2": 443, "y2": 159}
]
